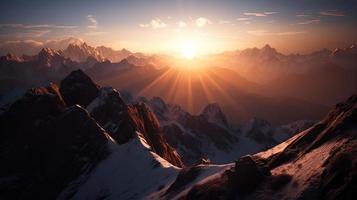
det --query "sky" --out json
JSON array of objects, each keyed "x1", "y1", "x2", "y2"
[{"x1": 0, "y1": 0, "x2": 357, "y2": 54}]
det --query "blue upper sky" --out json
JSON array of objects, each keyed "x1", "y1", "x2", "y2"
[{"x1": 1, "y1": 0, "x2": 357, "y2": 53}]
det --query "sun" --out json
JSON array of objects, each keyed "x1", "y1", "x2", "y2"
[{"x1": 181, "y1": 42, "x2": 196, "y2": 59}]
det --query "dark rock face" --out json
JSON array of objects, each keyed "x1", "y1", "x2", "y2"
[
  {"x1": 178, "y1": 155, "x2": 271, "y2": 200},
  {"x1": 60, "y1": 69, "x2": 99, "y2": 107},
  {"x1": 166, "y1": 166, "x2": 202, "y2": 195},
  {"x1": 88, "y1": 87, "x2": 130, "y2": 142},
  {"x1": 0, "y1": 83, "x2": 110, "y2": 199},
  {"x1": 233, "y1": 155, "x2": 271, "y2": 194},
  {"x1": 135, "y1": 103, "x2": 183, "y2": 167}
]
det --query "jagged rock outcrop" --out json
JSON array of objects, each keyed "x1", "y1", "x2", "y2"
[
  {"x1": 0, "y1": 53, "x2": 23, "y2": 62},
  {"x1": 232, "y1": 155, "x2": 270, "y2": 194},
  {"x1": 0, "y1": 83, "x2": 110, "y2": 199},
  {"x1": 37, "y1": 48, "x2": 64, "y2": 69},
  {"x1": 201, "y1": 103, "x2": 229, "y2": 128},
  {"x1": 60, "y1": 69, "x2": 100, "y2": 107},
  {"x1": 141, "y1": 96, "x2": 238, "y2": 165},
  {"x1": 135, "y1": 102, "x2": 183, "y2": 167},
  {"x1": 0, "y1": 69, "x2": 185, "y2": 199},
  {"x1": 87, "y1": 87, "x2": 183, "y2": 167}
]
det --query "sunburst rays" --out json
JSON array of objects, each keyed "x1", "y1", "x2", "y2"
[{"x1": 134, "y1": 65, "x2": 237, "y2": 114}]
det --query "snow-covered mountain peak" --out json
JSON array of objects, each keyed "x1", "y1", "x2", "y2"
[
  {"x1": 63, "y1": 42, "x2": 104, "y2": 62},
  {"x1": 39, "y1": 47, "x2": 61, "y2": 57},
  {"x1": 0, "y1": 53, "x2": 23, "y2": 62},
  {"x1": 201, "y1": 103, "x2": 229, "y2": 128}
]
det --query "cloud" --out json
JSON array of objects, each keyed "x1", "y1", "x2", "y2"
[
  {"x1": 277, "y1": 31, "x2": 306, "y2": 36},
  {"x1": 31, "y1": 30, "x2": 51, "y2": 37},
  {"x1": 177, "y1": 21, "x2": 187, "y2": 28},
  {"x1": 264, "y1": 12, "x2": 277, "y2": 15},
  {"x1": 0, "y1": 40, "x2": 44, "y2": 55},
  {"x1": 319, "y1": 10, "x2": 345, "y2": 17},
  {"x1": 45, "y1": 37, "x2": 84, "y2": 49},
  {"x1": 298, "y1": 19, "x2": 320, "y2": 25},
  {"x1": 244, "y1": 12, "x2": 266, "y2": 17},
  {"x1": 237, "y1": 17, "x2": 250, "y2": 21},
  {"x1": 0, "y1": 37, "x2": 85, "y2": 56},
  {"x1": 246, "y1": 30, "x2": 305, "y2": 36},
  {"x1": 0, "y1": 23, "x2": 78, "y2": 29},
  {"x1": 2, "y1": 39, "x2": 44, "y2": 46},
  {"x1": 6, "y1": 30, "x2": 52, "y2": 38},
  {"x1": 47, "y1": 25, "x2": 78, "y2": 29},
  {"x1": 140, "y1": 18, "x2": 167, "y2": 29},
  {"x1": 195, "y1": 17, "x2": 211, "y2": 27},
  {"x1": 244, "y1": 12, "x2": 277, "y2": 17},
  {"x1": 87, "y1": 15, "x2": 98, "y2": 29},
  {"x1": 296, "y1": 14, "x2": 309, "y2": 18}
]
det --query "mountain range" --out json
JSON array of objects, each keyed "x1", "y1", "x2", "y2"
[
  {"x1": 0, "y1": 68, "x2": 355, "y2": 200},
  {"x1": 0, "y1": 38, "x2": 356, "y2": 126}
]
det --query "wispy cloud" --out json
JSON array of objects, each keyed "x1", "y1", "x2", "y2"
[
  {"x1": 237, "y1": 17, "x2": 250, "y2": 21},
  {"x1": 247, "y1": 30, "x2": 306, "y2": 36},
  {"x1": 296, "y1": 14, "x2": 309, "y2": 18},
  {"x1": 277, "y1": 31, "x2": 306, "y2": 36},
  {"x1": 319, "y1": 10, "x2": 345, "y2": 17},
  {"x1": 87, "y1": 15, "x2": 98, "y2": 29},
  {"x1": 244, "y1": 12, "x2": 277, "y2": 17},
  {"x1": 264, "y1": 12, "x2": 277, "y2": 15},
  {"x1": 2, "y1": 39, "x2": 44, "y2": 46},
  {"x1": 298, "y1": 19, "x2": 320, "y2": 25},
  {"x1": 195, "y1": 17, "x2": 211, "y2": 27},
  {"x1": 3, "y1": 30, "x2": 52, "y2": 38},
  {"x1": 0, "y1": 23, "x2": 78, "y2": 29},
  {"x1": 140, "y1": 18, "x2": 167, "y2": 29}
]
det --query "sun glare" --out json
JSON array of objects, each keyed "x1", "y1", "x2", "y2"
[{"x1": 181, "y1": 42, "x2": 196, "y2": 59}]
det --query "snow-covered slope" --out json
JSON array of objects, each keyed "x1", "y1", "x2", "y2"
[
  {"x1": 176, "y1": 94, "x2": 357, "y2": 200},
  {"x1": 59, "y1": 132, "x2": 180, "y2": 200}
]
